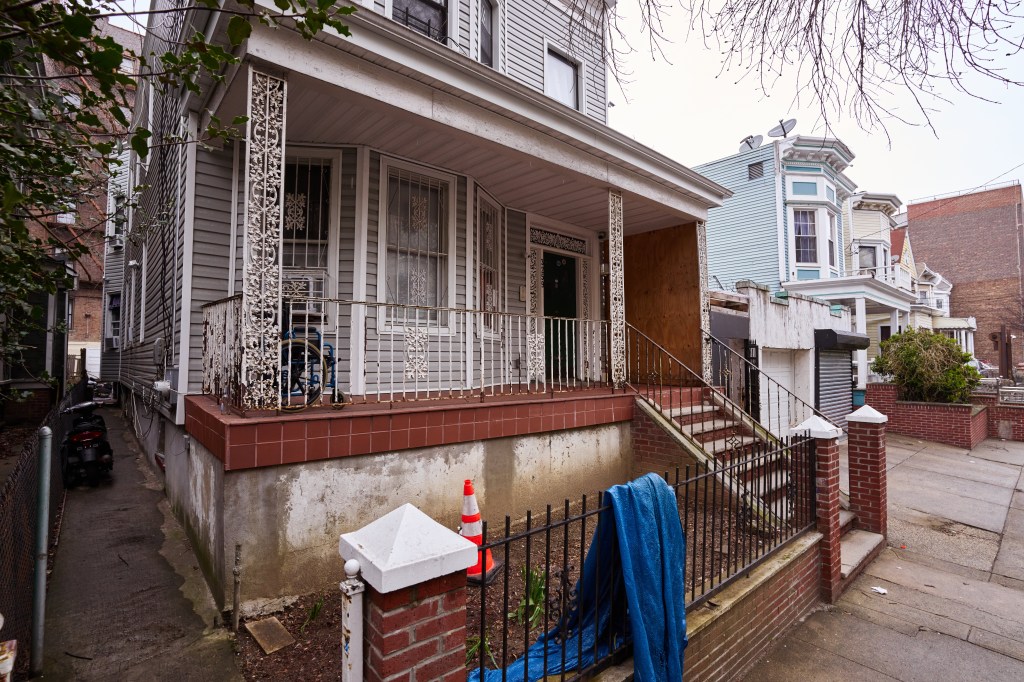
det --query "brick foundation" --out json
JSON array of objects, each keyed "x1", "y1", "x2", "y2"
[
  {"x1": 866, "y1": 383, "x2": 987, "y2": 449},
  {"x1": 364, "y1": 572, "x2": 467, "y2": 682},
  {"x1": 684, "y1": 534, "x2": 821, "y2": 681},
  {"x1": 630, "y1": 405, "x2": 699, "y2": 477}
]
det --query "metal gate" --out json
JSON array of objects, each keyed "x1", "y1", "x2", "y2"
[{"x1": 817, "y1": 350, "x2": 853, "y2": 429}]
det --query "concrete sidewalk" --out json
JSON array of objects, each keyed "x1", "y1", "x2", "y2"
[
  {"x1": 744, "y1": 434, "x2": 1024, "y2": 681},
  {"x1": 43, "y1": 408, "x2": 239, "y2": 681}
]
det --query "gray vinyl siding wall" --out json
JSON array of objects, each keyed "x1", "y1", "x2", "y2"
[
  {"x1": 696, "y1": 145, "x2": 781, "y2": 292},
  {"x1": 506, "y1": 209, "x2": 527, "y2": 316},
  {"x1": 100, "y1": 149, "x2": 132, "y2": 381},
  {"x1": 186, "y1": 147, "x2": 236, "y2": 393},
  {"x1": 505, "y1": 0, "x2": 607, "y2": 122}
]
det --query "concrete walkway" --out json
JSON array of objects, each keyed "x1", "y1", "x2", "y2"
[
  {"x1": 43, "y1": 408, "x2": 239, "y2": 681},
  {"x1": 744, "y1": 434, "x2": 1024, "y2": 681}
]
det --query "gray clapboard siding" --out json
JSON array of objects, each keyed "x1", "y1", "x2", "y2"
[
  {"x1": 186, "y1": 147, "x2": 235, "y2": 392},
  {"x1": 506, "y1": 209, "x2": 527, "y2": 316},
  {"x1": 696, "y1": 144, "x2": 781, "y2": 291}
]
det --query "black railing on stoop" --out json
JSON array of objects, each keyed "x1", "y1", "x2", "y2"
[
  {"x1": 467, "y1": 437, "x2": 817, "y2": 680},
  {"x1": 704, "y1": 330, "x2": 846, "y2": 436}
]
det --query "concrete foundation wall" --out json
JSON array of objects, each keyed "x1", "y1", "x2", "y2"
[{"x1": 218, "y1": 423, "x2": 631, "y2": 612}]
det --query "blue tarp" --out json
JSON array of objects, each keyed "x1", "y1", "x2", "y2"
[{"x1": 468, "y1": 473, "x2": 687, "y2": 682}]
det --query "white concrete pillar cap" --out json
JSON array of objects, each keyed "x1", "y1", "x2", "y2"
[
  {"x1": 339, "y1": 503, "x2": 477, "y2": 594},
  {"x1": 793, "y1": 415, "x2": 843, "y2": 440},
  {"x1": 846, "y1": 404, "x2": 888, "y2": 424}
]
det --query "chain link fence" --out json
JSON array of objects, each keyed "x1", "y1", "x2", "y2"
[{"x1": 0, "y1": 381, "x2": 85, "y2": 676}]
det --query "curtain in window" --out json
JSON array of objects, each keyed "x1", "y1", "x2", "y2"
[
  {"x1": 386, "y1": 168, "x2": 449, "y2": 312},
  {"x1": 545, "y1": 49, "x2": 578, "y2": 108},
  {"x1": 794, "y1": 210, "x2": 817, "y2": 264}
]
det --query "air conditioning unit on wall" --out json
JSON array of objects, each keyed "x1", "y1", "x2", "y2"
[{"x1": 111, "y1": 236, "x2": 124, "y2": 251}]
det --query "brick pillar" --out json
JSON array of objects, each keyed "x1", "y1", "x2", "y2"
[
  {"x1": 846, "y1": 405, "x2": 889, "y2": 538},
  {"x1": 339, "y1": 503, "x2": 477, "y2": 682},
  {"x1": 364, "y1": 573, "x2": 468, "y2": 682},
  {"x1": 794, "y1": 415, "x2": 843, "y2": 604}
]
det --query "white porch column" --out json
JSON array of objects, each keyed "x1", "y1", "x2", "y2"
[
  {"x1": 890, "y1": 310, "x2": 899, "y2": 335},
  {"x1": 240, "y1": 67, "x2": 287, "y2": 410},
  {"x1": 855, "y1": 296, "x2": 868, "y2": 389},
  {"x1": 608, "y1": 190, "x2": 625, "y2": 388},
  {"x1": 968, "y1": 331, "x2": 975, "y2": 356}
]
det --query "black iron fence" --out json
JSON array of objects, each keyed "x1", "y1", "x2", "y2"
[
  {"x1": 466, "y1": 435, "x2": 817, "y2": 680},
  {"x1": 0, "y1": 380, "x2": 85, "y2": 675}
]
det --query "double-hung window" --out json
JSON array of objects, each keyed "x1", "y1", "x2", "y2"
[
  {"x1": 476, "y1": 190, "x2": 504, "y2": 331},
  {"x1": 794, "y1": 210, "x2": 817, "y2": 264},
  {"x1": 828, "y1": 213, "x2": 837, "y2": 267},
  {"x1": 545, "y1": 47, "x2": 580, "y2": 110},
  {"x1": 393, "y1": 0, "x2": 448, "y2": 43},
  {"x1": 858, "y1": 245, "x2": 876, "y2": 272},
  {"x1": 384, "y1": 164, "x2": 452, "y2": 319},
  {"x1": 479, "y1": 0, "x2": 495, "y2": 67}
]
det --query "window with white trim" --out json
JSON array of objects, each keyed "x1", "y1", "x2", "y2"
[
  {"x1": 545, "y1": 47, "x2": 579, "y2": 110},
  {"x1": 384, "y1": 164, "x2": 452, "y2": 312},
  {"x1": 858, "y1": 245, "x2": 877, "y2": 270},
  {"x1": 282, "y1": 158, "x2": 332, "y2": 310},
  {"x1": 828, "y1": 213, "x2": 837, "y2": 267},
  {"x1": 393, "y1": 0, "x2": 448, "y2": 43},
  {"x1": 794, "y1": 210, "x2": 817, "y2": 264},
  {"x1": 479, "y1": 0, "x2": 496, "y2": 67},
  {"x1": 476, "y1": 189, "x2": 504, "y2": 329}
]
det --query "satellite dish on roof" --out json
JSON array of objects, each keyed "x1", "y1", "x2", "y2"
[
  {"x1": 768, "y1": 118, "x2": 797, "y2": 138},
  {"x1": 738, "y1": 134, "x2": 764, "y2": 152}
]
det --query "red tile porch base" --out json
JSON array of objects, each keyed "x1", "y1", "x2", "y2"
[{"x1": 184, "y1": 391, "x2": 635, "y2": 471}]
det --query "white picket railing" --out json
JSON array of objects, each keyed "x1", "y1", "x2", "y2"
[{"x1": 203, "y1": 295, "x2": 612, "y2": 409}]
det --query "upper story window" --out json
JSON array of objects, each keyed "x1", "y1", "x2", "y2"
[
  {"x1": 545, "y1": 46, "x2": 580, "y2": 110},
  {"x1": 393, "y1": 0, "x2": 448, "y2": 43},
  {"x1": 828, "y1": 213, "x2": 837, "y2": 267},
  {"x1": 858, "y1": 245, "x2": 876, "y2": 270},
  {"x1": 748, "y1": 162, "x2": 764, "y2": 180},
  {"x1": 479, "y1": 0, "x2": 495, "y2": 67},
  {"x1": 792, "y1": 181, "x2": 818, "y2": 196},
  {"x1": 794, "y1": 209, "x2": 817, "y2": 264}
]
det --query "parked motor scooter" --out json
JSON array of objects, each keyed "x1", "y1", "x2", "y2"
[{"x1": 60, "y1": 401, "x2": 114, "y2": 487}]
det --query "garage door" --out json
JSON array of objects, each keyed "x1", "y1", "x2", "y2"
[
  {"x1": 817, "y1": 350, "x2": 853, "y2": 430},
  {"x1": 760, "y1": 349, "x2": 796, "y2": 437}
]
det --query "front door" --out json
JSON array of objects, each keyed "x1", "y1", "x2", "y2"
[{"x1": 543, "y1": 252, "x2": 577, "y2": 380}]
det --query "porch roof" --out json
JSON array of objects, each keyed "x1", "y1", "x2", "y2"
[
  {"x1": 210, "y1": 6, "x2": 730, "y2": 234},
  {"x1": 782, "y1": 275, "x2": 918, "y2": 314}
]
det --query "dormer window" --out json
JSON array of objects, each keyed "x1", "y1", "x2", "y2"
[{"x1": 393, "y1": 0, "x2": 448, "y2": 43}]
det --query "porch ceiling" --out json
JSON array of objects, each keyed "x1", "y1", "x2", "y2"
[
  {"x1": 210, "y1": 9, "x2": 727, "y2": 235},
  {"x1": 218, "y1": 71, "x2": 687, "y2": 234}
]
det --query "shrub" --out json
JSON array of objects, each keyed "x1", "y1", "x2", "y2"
[{"x1": 871, "y1": 329, "x2": 981, "y2": 403}]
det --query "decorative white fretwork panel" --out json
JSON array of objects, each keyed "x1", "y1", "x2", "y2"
[
  {"x1": 697, "y1": 220, "x2": 712, "y2": 382},
  {"x1": 608, "y1": 190, "x2": 625, "y2": 387},
  {"x1": 526, "y1": 332, "x2": 546, "y2": 382},
  {"x1": 404, "y1": 327, "x2": 429, "y2": 380},
  {"x1": 240, "y1": 68, "x2": 287, "y2": 410}
]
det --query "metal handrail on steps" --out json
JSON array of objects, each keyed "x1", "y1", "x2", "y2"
[{"x1": 703, "y1": 331, "x2": 845, "y2": 436}]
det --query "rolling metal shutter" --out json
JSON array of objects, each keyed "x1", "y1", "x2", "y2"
[{"x1": 817, "y1": 350, "x2": 853, "y2": 429}]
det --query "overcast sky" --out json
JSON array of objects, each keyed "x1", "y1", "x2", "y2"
[{"x1": 606, "y1": 4, "x2": 1024, "y2": 206}]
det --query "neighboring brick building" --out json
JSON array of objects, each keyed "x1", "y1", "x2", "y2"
[{"x1": 907, "y1": 183, "x2": 1024, "y2": 368}]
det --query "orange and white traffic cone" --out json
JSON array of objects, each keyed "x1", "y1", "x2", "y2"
[{"x1": 461, "y1": 479, "x2": 501, "y2": 585}]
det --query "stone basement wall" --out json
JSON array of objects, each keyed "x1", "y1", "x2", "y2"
[
  {"x1": 684, "y1": 533, "x2": 822, "y2": 681},
  {"x1": 866, "y1": 383, "x2": 987, "y2": 449}
]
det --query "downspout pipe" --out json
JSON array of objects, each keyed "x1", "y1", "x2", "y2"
[{"x1": 31, "y1": 426, "x2": 53, "y2": 676}]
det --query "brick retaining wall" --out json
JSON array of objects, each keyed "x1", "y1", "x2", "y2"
[
  {"x1": 684, "y1": 533, "x2": 822, "y2": 681},
  {"x1": 866, "y1": 383, "x2": 987, "y2": 449}
]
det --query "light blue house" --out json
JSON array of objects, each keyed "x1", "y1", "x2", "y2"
[
  {"x1": 696, "y1": 136, "x2": 923, "y2": 406},
  {"x1": 695, "y1": 136, "x2": 858, "y2": 291}
]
